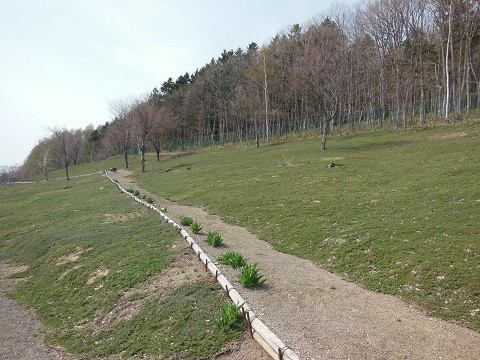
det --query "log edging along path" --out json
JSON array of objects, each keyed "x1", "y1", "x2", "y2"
[{"x1": 104, "y1": 171, "x2": 299, "y2": 360}]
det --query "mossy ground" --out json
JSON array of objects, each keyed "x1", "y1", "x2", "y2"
[{"x1": 0, "y1": 174, "x2": 241, "y2": 358}]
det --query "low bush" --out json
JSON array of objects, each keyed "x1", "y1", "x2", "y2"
[
  {"x1": 140, "y1": 194, "x2": 147, "y2": 199},
  {"x1": 126, "y1": 188, "x2": 134, "y2": 193},
  {"x1": 133, "y1": 190, "x2": 140, "y2": 197},
  {"x1": 237, "y1": 264, "x2": 266, "y2": 288},
  {"x1": 160, "y1": 207, "x2": 167, "y2": 213},
  {"x1": 146, "y1": 197, "x2": 154, "y2": 204},
  {"x1": 218, "y1": 252, "x2": 248, "y2": 268},
  {"x1": 180, "y1": 217, "x2": 193, "y2": 226},
  {"x1": 206, "y1": 231, "x2": 223, "y2": 247}
]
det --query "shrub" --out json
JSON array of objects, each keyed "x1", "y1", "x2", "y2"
[
  {"x1": 218, "y1": 252, "x2": 248, "y2": 268},
  {"x1": 126, "y1": 188, "x2": 134, "y2": 193},
  {"x1": 133, "y1": 190, "x2": 140, "y2": 197},
  {"x1": 180, "y1": 217, "x2": 193, "y2": 226},
  {"x1": 140, "y1": 194, "x2": 147, "y2": 199},
  {"x1": 146, "y1": 197, "x2": 154, "y2": 204},
  {"x1": 160, "y1": 207, "x2": 167, "y2": 213},
  {"x1": 237, "y1": 264, "x2": 266, "y2": 288},
  {"x1": 190, "y1": 221, "x2": 203, "y2": 234},
  {"x1": 206, "y1": 231, "x2": 223, "y2": 247},
  {"x1": 214, "y1": 301, "x2": 244, "y2": 330}
]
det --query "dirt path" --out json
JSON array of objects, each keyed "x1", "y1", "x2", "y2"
[
  {"x1": 0, "y1": 264, "x2": 63, "y2": 360},
  {"x1": 111, "y1": 170, "x2": 480, "y2": 359}
]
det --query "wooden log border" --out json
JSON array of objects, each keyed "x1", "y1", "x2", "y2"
[{"x1": 104, "y1": 170, "x2": 299, "y2": 360}]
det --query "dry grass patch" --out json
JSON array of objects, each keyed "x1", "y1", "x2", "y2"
[
  {"x1": 86, "y1": 268, "x2": 109, "y2": 285},
  {"x1": 55, "y1": 247, "x2": 84, "y2": 265},
  {"x1": 103, "y1": 209, "x2": 145, "y2": 223},
  {"x1": 433, "y1": 131, "x2": 469, "y2": 140},
  {"x1": 0, "y1": 261, "x2": 28, "y2": 277}
]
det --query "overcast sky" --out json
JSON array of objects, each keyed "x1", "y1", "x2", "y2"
[{"x1": 0, "y1": 0, "x2": 350, "y2": 166}]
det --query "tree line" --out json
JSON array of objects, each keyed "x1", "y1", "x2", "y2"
[
  {"x1": 10, "y1": 0, "x2": 480, "y2": 181},
  {"x1": 148, "y1": 0, "x2": 479, "y2": 151}
]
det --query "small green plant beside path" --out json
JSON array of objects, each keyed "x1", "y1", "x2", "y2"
[
  {"x1": 214, "y1": 301, "x2": 244, "y2": 331},
  {"x1": 190, "y1": 221, "x2": 203, "y2": 234},
  {"x1": 218, "y1": 252, "x2": 248, "y2": 268},
  {"x1": 180, "y1": 216, "x2": 193, "y2": 226},
  {"x1": 206, "y1": 231, "x2": 223, "y2": 247},
  {"x1": 237, "y1": 264, "x2": 266, "y2": 288}
]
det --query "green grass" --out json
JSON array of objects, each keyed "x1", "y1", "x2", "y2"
[
  {"x1": 180, "y1": 217, "x2": 194, "y2": 226},
  {"x1": 0, "y1": 175, "x2": 242, "y2": 358},
  {"x1": 124, "y1": 122, "x2": 480, "y2": 330},
  {"x1": 37, "y1": 122, "x2": 480, "y2": 330}
]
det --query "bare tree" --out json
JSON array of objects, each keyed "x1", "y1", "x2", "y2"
[
  {"x1": 106, "y1": 98, "x2": 135, "y2": 169},
  {"x1": 131, "y1": 100, "x2": 153, "y2": 172},
  {"x1": 148, "y1": 105, "x2": 179, "y2": 161},
  {"x1": 48, "y1": 126, "x2": 72, "y2": 180},
  {"x1": 290, "y1": 18, "x2": 347, "y2": 150}
]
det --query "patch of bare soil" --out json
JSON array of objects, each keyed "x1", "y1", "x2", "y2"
[
  {"x1": 103, "y1": 209, "x2": 145, "y2": 223},
  {"x1": 86, "y1": 268, "x2": 109, "y2": 285},
  {"x1": 110, "y1": 170, "x2": 480, "y2": 359},
  {"x1": 55, "y1": 247, "x2": 84, "y2": 265}
]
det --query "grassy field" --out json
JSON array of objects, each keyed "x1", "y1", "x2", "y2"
[
  {"x1": 0, "y1": 174, "x2": 242, "y2": 358},
  {"x1": 40, "y1": 121, "x2": 480, "y2": 331}
]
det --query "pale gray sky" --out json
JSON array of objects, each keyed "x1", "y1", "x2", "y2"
[{"x1": 0, "y1": 0, "x2": 349, "y2": 166}]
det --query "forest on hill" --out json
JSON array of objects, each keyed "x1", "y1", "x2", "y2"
[{"x1": 6, "y1": 0, "x2": 480, "y2": 182}]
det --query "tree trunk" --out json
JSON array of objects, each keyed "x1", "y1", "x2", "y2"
[
  {"x1": 65, "y1": 164, "x2": 69, "y2": 181},
  {"x1": 124, "y1": 150, "x2": 129, "y2": 169},
  {"x1": 321, "y1": 118, "x2": 332, "y2": 151},
  {"x1": 141, "y1": 142, "x2": 146, "y2": 173},
  {"x1": 445, "y1": 1, "x2": 453, "y2": 122}
]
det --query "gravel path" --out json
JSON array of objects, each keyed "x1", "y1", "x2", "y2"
[
  {"x1": 110, "y1": 170, "x2": 480, "y2": 359},
  {"x1": 0, "y1": 265, "x2": 63, "y2": 360}
]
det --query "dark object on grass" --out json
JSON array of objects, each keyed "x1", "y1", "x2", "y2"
[
  {"x1": 328, "y1": 163, "x2": 340, "y2": 168},
  {"x1": 165, "y1": 168, "x2": 171, "y2": 172},
  {"x1": 110, "y1": 167, "x2": 117, "y2": 172},
  {"x1": 63, "y1": 186, "x2": 72, "y2": 190},
  {"x1": 187, "y1": 167, "x2": 191, "y2": 170}
]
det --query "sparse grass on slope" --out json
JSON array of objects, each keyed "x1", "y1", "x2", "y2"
[
  {"x1": 0, "y1": 175, "x2": 241, "y2": 358},
  {"x1": 128, "y1": 122, "x2": 480, "y2": 330}
]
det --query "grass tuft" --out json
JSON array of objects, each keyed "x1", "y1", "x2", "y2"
[
  {"x1": 190, "y1": 221, "x2": 203, "y2": 234},
  {"x1": 237, "y1": 264, "x2": 266, "y2": 288},
  {"x1": 180, "y1": 217, "x2": 193, "y2": 226},
  {"x1": 218, "y1": 252, "x2": 248, "y2": 268},
  {"x1": 206, "y1": 231, "x2": 223, "y2": 247},
  {"x1": 214, "y1": 301, "x2": 244, "y2": 330}
]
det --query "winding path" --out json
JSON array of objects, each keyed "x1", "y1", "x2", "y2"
[{"x1": 110, "y1": 170, "x2": 480, "y2": 359}]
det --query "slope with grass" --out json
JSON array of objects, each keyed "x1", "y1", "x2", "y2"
[
  {"x1": 124, "y1": 122, "x2": 480, "y2": 331},
  {"x1": 0, "y1": 174, "x2": 245, "y2": 358}
]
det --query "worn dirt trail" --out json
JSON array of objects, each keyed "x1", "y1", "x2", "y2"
[
  {"x1": 111, "y1": 170, "x2": 480, "y2": 359},
  {"x1": 0, "y1": 264, "x2": 63, "y2": 360}
]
